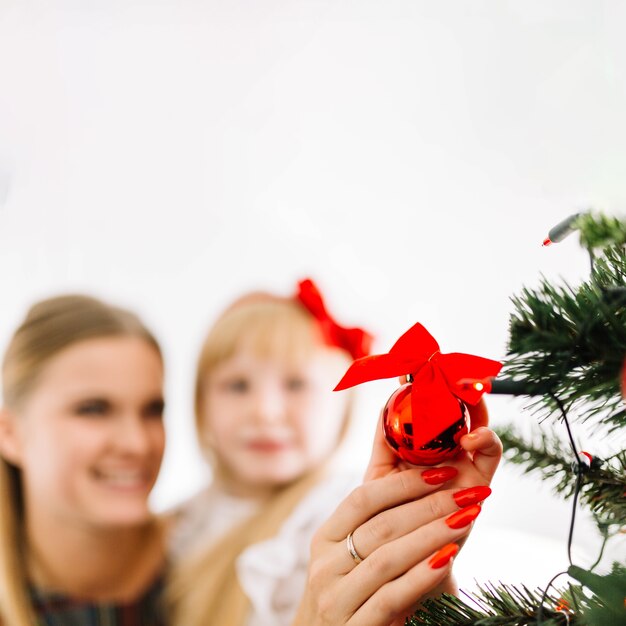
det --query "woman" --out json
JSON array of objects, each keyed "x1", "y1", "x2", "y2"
[{"x1": 0, "y1": 294, "x2": 167, "y2": 625}]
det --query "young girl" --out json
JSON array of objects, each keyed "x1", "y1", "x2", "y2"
[
  {"x1": 0, "y1": 294, "x2": 168, "y2": 625},
  {"x1": 168, "y1": 278, "x2": 374, "y2": 626},
  {"x1": 168, "y1": 279, "x2": 502, "y2": 626}
]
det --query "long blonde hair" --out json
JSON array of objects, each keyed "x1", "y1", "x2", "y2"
[
  {"x1": 0, "y1": 294, "x2": 162, "y2": 626},
  {"x1": 169, "y1": 293, "x2": 354, "y2": 626}
]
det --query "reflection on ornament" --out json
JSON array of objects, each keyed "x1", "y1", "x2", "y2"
[{"x1": 381, "y1": 383, "x2": 469, "y2": 465}]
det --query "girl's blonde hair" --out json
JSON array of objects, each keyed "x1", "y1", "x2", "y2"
[
  {"x1": 169, "y1": 292, "x2": 354, "y2": 626},
  {"x1": 0, "y1": 294, "x2": 162, "y2": 626}
]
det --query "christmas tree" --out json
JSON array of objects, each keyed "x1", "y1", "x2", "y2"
[{"x1": 409, "y1": 213, "x2": 626, "y2": 626}]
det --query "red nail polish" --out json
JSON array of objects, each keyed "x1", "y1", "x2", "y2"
[
  {"x1": 445, "y1": 504, "x2": 481, "y2": 529},
  {"x1": 453, "y1": 486, "x2": 492, "y2": 508},
  {"x1": 429, "y1": 543, "x2": 460, "y2": 569},
  {"x1": 421, "y1": 466, "x2": 458, "y2": 485}
]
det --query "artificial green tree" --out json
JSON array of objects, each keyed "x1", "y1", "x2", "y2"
[{"x1": 409, "y1": 213, "x2": 626, "y2": 626}]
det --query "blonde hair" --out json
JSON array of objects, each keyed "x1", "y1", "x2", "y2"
[
  {"x1": 0, "y1": 294, "x2": 162, "y2": 626},
  {"x1": 169, "y1": 293, "x2": 353, "y2": 626}
]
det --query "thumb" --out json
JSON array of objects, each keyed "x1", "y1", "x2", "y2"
[{"x1": 460, "y1": 426, "x2": 502, "y2": 482}]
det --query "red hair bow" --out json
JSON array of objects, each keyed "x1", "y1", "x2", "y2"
[
  {"x1": 334, "y1": 322, "x2": 502, "y2": 447},
  {"x1": 295, "y1": 279, "x2": 373, "y2": 360}
]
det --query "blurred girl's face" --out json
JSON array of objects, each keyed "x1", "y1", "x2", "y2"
[
  {"x1": 5, "y1": 336, "x2": 165, "y2": 528},
  {"x1": 199, "y1": 345, "x2": 350, "y2": 497}
]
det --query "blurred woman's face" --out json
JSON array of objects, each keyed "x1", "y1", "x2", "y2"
[
  {"x1": 4, "y1": 336, "x2": 165, "y2": 528},
  {"x1": 198, "y1": 345, "x2": 350, "y2": 497}
]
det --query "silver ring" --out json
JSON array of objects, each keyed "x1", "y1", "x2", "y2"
[{"x1": 346, "y1": 530, "x2": 364, "y2": 564}]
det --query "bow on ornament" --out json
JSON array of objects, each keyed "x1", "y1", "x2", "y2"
[
  {"x1": 295, "y1": 279, "x2": 373, "y2": 360},
  {"x1": 334, "y1": 322, "x2": 502, "y2": 448}
]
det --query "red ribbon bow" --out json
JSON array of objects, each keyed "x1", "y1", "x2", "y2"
[
  {"x1": 295, "y1": 279, "x2": 373, "y2": 360},
  {"x1": 334, "y1": 322, "x2": 502, "y2": 447}
]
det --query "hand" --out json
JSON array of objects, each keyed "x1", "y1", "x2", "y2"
[
  {"x1": 364, "y1": 397, "x2": 501, "y2": 617},
  {"x1": 292, "y1": 399, "x2": 501, "y2": 626}
]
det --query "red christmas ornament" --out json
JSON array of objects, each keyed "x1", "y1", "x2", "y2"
[
  {"x1": 334, "y1": 322, "x2": 502, "y2": 465},
  {"x1": 382, "y1": 382, "x2": 470, "y2": 465}
]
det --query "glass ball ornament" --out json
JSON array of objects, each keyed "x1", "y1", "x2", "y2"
[{"x1": 381, "y1": 382, "x2": 469, "y2": 465}]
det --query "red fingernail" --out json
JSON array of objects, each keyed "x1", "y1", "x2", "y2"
[
  {"x1": 429, "y1": 543, "x2": 460, "y2": 569},
  {"x1": 453, "y1": 486, "x2": 492, "y2": 508},
  {"x1": 421, "y1": 466, "x2": 458, "y2": 485},
  {"x1": 445, "y1": 504, "x2": 481, "y2": 529}
]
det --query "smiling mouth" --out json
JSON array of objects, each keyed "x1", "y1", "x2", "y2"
[{"x1": 93, "y1": 469, "x2": 153, "y2": 490}]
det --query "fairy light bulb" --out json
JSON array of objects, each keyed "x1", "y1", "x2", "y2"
[
  {"x1": 457, "y1": 377, "x2": 493, "y2": 393},
  {"x1": 542, "y1": 212, "x2": 585, "y2": 246}
]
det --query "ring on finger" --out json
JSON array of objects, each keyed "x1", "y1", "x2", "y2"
[{"x1": 346, "y1": 530, "x2": 364, "y2": 564}]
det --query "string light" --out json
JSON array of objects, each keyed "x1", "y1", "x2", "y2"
[
  {"x1": 456, "y1": 376, "x2": 553, "y2": 396},
  {"x1": 555, "y1": 596, "x2": 572, "y2": 624},
  {"x1": 468, "y1": 376, "x2": 603, "y2": 624},
  {"x1": 542, "y1": 212, "x2": 586, "y2": 246},
  {"x1": 457, "y1": 377, "x2": 493, "y2": 393}
]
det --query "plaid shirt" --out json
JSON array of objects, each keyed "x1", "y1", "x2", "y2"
[{"x1": 31, "y1": 576, "x2": 166, "y2": 626}]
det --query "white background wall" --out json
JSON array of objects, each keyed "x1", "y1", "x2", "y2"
[{"x1": 1, "y1": 0, "x2": 624, "y2": 595}]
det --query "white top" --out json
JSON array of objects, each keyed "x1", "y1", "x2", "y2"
[
  {"x1": 169, "y1": 485, "x2": 263, "y2": 560},
  {"x1": 169, "y1": 473, "x2": 359, "y2": 626}
]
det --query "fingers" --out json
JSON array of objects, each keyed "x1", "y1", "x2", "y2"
[
  {"x1": 339, "y1": 484, "x2": 491, "y2": 573},
  {"x1": 297, "y1": 543, "x2": 456, "y2": 626},
  {"x1": 349, "y1": 548, "x2": 455, "y2": 626},
  {"x1": 459, "y1": 426, "x2": 502, "y2": 482},
  {"x1": 332, "y1": 508, "x2": 476, "y2": 622},
  {"x1": 301, "y1": 464, "x2": 495, "y2": 625},
  {"x1": 319, "y1": 467, "x2": 456, "y2": 543}
]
